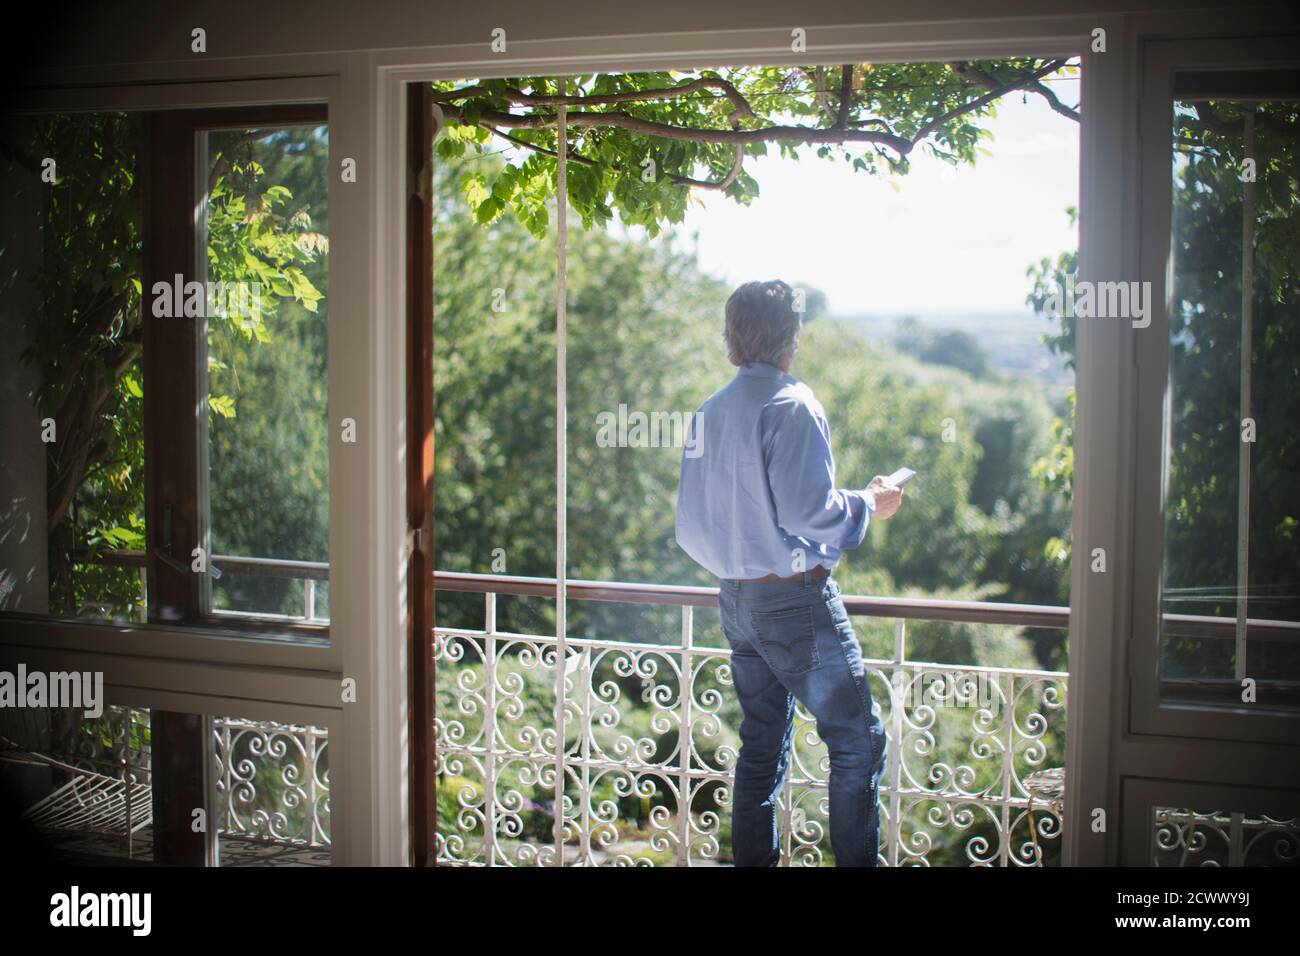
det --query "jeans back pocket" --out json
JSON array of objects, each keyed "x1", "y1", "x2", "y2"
[{"x1": 748, "y1": 605, "x2": 820, "y2": 675}]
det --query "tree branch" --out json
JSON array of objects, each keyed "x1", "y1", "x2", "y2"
[
  {"x1": 439, "y1": 59, "x2": 1078, "y2": 193},
  {"x1": 804, "y1": 67, "x2": 837, "y2": 124},
  {"x1": 485, "y1": 126, "x2": 744, "y2": 192},
  {"x1": 432, "y1": 77, "x2": 757, "y2": 124},
  {"x1": 45, "y1": 336, "x2": 141, "y2": 532},
  {"x1": 950, "y1": 60, "x2": 1080, "y2": 122},
  {"x1": 440, "y1": 102, "x2": 913, "y2": 153},
  {"x1": 911, "y1": 59, "x2": 1069, "y2": 143},
  {"x1": 836, "y1": 65, "x2": 853, "y2": 129},
  {"x1": 485, "y1": 127, "x2": 596, "y2": 167},
  {"x1": 667, "y1": 144, "x2": 745, "y2": 191}
]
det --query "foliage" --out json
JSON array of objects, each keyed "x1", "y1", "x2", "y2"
[
  {"x1": 13, "y1": 113, "x2": 146, "y2": 616},
  {"x1": 1023, "y1": 203, "x2": 1078, "y2": 580},
  {"x1": 205, "y1": 127, "x2": 331, "y2": 616},
  {"x1": 432, "y1": 60, "x2": 1077, "y2": 237},
  {"x1": 891, "y1": 317, "x2": 989, "y2": 377},
  {"x1": 432, "y1": 146, "x2": 1070, "y2": 659},
  {"x1": 14, "y1": 114, "x2": 327, "y2": 617}
]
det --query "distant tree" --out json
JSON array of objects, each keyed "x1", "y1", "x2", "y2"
[
  {"x1": 1025, "y1": 204, "x2": 1078, "y2": 580},
  {"x1": 893, "y1": 321, "x2": 990, "y2": 377}
]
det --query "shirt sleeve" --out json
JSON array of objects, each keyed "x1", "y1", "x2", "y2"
[{"x1": 762, "y1": 396, "x2": 873, "y2": 551}]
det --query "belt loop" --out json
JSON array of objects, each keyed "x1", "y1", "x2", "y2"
[{"x1": 802, "y1": 568, "x2": 811, "y2": 587}]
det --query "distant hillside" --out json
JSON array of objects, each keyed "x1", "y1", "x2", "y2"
[{"x1": 839, "y1": 311, "x2": 1072, "y2": 404}]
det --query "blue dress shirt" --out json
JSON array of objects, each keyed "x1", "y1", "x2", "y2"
[{"x1": 675, "y1": 362, "x2": 875, "y2": 580}]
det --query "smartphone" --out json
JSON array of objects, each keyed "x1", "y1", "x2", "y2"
[{"x1": 885, "y1": 467, "x2": 917, "y2": 487}]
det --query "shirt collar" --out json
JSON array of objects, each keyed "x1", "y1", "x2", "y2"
[{"x1": 737, "y1": 362, "x2": 785, "y2": 379}]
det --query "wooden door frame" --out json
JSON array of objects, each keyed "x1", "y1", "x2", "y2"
[{"x1": 405, "y1": 82, "x2": 437, "y2": 866}]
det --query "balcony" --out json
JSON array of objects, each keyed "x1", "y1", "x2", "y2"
[
  {"x1": 9, "y1": 552, "x2": 1071, "y2": 865},
  {"x1": 14, "y1": 555, "x2": 1297, "y2": 865},
  {"x1": 431, "y1": 570, "x2": 1070, "y2": 867}
]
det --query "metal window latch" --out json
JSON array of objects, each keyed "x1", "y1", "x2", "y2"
[
  {"x1": 154, "y1": 502, "x2": 222, "y2": 577},
  {"x1": 404, "y1": 527, "x2": 425, "y2": 560},
  {"x1": 154, "y1": 547, "x2": 223, "y2": 578},
  {"x1": 154, "y1": 503, "x2": 187, "y2": 573},
  {"x1": 153, "y1": 546, "x2": 190, "y2": 575}
]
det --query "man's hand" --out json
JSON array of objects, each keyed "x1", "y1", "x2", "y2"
[{"x1": 867, "y1": 476, "x2": 904, "y2": 520}]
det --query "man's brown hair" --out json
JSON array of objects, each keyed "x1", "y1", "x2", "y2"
[{"x1": 723, "y1": 280, "x2": 801, "y2": 368}]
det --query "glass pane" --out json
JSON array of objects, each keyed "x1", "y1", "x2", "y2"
[
  {"x1": 430, "y1": 119, "x2": 559, "y2": 866},
  {"x1": 201, "y1": 124, "x2": 330, "y2": 623},
  {"x1": 2, "y1": 705, "x2": 153, "y2": 862},
  {"x1": 430, "y1": 141, "x2": 557, "y2": 602},
  {"x1": 1244, "y1": 98, "x2": 1300, "y2": 682},
  {"x1": 1161, "y1": 94, "x2": 1300, "y2": 692},
  {"x1": 0, "y1": 704, "x2": 330, "y2": 865},
  {"x1": 0, "y1": 111, "x2": 146, "y2": 622},
  {"x1": 214, "y1": 714, "x2": 331, "y2": 862}
]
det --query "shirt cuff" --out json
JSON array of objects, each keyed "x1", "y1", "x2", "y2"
[{"x1": 852, "y1": 489, "x2": 874, "y2": 549}]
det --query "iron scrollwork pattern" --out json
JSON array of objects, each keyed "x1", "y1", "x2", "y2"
[
  {"x1": 1153, "y1": 807, "x2": 1300, "y2": 866},
  {"x1": 212, "y1": 718, "x2": 330, "y2": 848},
  {"x1": 434, "y1": 596, "x2": 1068, "y2": 866}
]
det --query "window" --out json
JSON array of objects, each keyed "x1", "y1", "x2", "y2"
[
  {"x1": 201, "y1": 122, "x2": 330, "y2": 623},
  {"x1": 1158, "y1": 76, "x2": 1300, "y2": 706},
  {"x1": 0, "y1": 105, "x2": 329, "y2": 640}
]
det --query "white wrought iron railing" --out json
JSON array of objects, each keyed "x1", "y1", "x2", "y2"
[
  {"x1": 1152, "y1": 807, "x2": 1300, "y2": 866},
  {"x1": 3, "y1": 705, "x2": 330, "y2": 857},
  {"x1": 52, "y1": 552, "x2": 1300, "y2": 865},
  {"x1": 214, "y1": 717, "x2": 330, "y2": 848},
  {"x1": 431, "y1": 571, "x2": 1071, "y2": 867}
]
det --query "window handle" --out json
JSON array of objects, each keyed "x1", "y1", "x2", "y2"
[
  {"x1": 404, "y1": 527, "x2": 425, "y2": 561},
  {"x1": 153, "y1": 546, "x2": 189, "y2": 575},
  {"x1": 152, "y1": 547, "x2": 222, "y2": 579},
  {"x1": 156, "y1": 503, "x2": 222, "y2": 578}
]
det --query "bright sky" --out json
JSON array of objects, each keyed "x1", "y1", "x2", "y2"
[{"x1": 670, "y1": 77, "x2": 1080, "y2": 316}]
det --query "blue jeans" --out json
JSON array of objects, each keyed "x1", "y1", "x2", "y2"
[{"x1": 719, "y1": 572, "x2": 888, "y2": 867}]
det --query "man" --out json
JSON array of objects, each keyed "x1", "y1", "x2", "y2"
[{"x1": 675, "y1": 279, "x2": 903, "y2": 867}]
